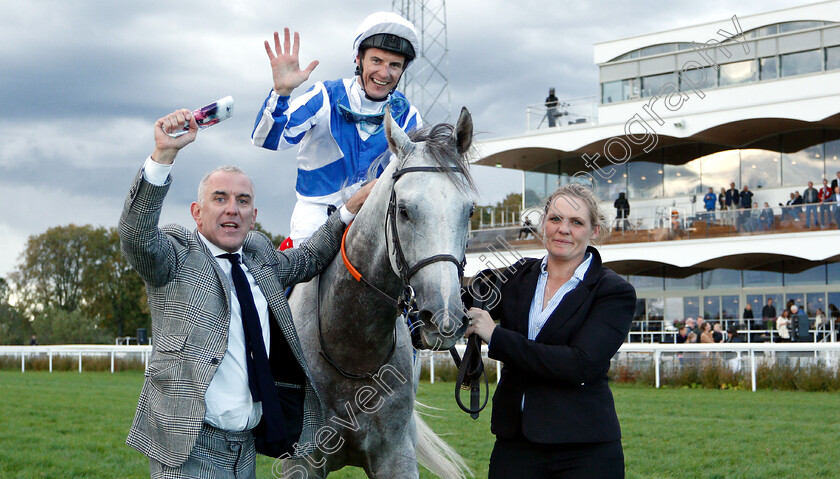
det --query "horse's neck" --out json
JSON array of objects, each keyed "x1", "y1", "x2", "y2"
[{"x1": 321, "y1": 176, "x2": 403, "y2": 345}]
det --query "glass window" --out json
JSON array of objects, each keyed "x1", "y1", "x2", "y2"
[
  {"x1": 641, "y1": 72, "x2": 678, "y2": 98},
  {"x1": 806, "y1": 292, "x2": 825, "y2": 318},
  {"x1": 829, "y1": 262, "x2": 840, "y2": 285},
  {"x1": 704, "y1": 296, "x2": 721, "y2": 320},
  {"x1": 634, "y1": 298, "x2": 647, "y2": 322},
  {"x1": 746, "y1": 294, "x2": 763, "y2": 317},
  {"x1": 740, "y1": 149, "x2": 781, "y2": 189},
  {"x1": 700, "y1": 150, "x2": 740, "y2": 192},
  {"x1": 778, "y1": 21, "x2": 823, "y2": 33},
  {"x1": 592, "y1": 162, "x2": 627, "y2": 203},
  {"x1": 827, "y1": 293, "x2": 840, "y2": 321},
  {"x1": 747, "y1": 24, "x2": 778, "y2": 38},
  {"x1": 781, "y1": 49, "x2": 822, "y2": 77},
  {"x1": 702, "y1": 269, "x2": 742, "y2": 289},
  {"x1": 602, "y1": 80, "x2": 621, "y2": 104},
  {"x1": 680, "y1": 65, "x2": 716, "y2": 91},
  {"x1": 721, "y1": 295, "x2": 740, "y2": 320},
  {"x1": 627, "y1": 160, "x2": 664, "y2": 199},
  {"x1": 719, "y1": 60, "x2": 758, "y2": 86},
  {"x1": 647, "y1": 297, "x2": 664, "y2": 324},
  {"x1": 664, "y1": 162, "x2": 702, "y2": 197},
  {"x1": 782, "y1": 133, "x2": 824, "y2": 187},
  {"x1": 785, "y1": 263, "x2": 826, "y2": 286},
  {"x1": 785, "y1": 292, "x2": 805, "y2": 311},
  {"x1": 760, "y1": 56, "x2": 778, "y2": 80},
  {"x1": 826, "y1": 46, "x2": 840, "y2": 71},
  {"x1": 666, "y1": 273, "x2": 702, "y2": 290},
  {"x1": 622, "y1": 78, "x2": 640, "y2": 100},
  {"x1": 524, "y1": 169, "x2": 558, "y2": 208},
  {"x1": 641, "y1": 44, "x2": 677, "y2": 57},
  {"x1": 742, "y1": 268, "x2": 782, "y2": 287},
  {"x1": 629, "y1": 274, "x2": 663, "y2": 291}
]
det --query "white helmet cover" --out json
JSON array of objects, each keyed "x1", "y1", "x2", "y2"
[{"x1": 352, "y1": 12, "x2": 421, "y2": 67}]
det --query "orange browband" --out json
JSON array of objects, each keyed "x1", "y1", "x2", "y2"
[{"x1": 341, "y1": 222, "x2": 363, "y2": 282}]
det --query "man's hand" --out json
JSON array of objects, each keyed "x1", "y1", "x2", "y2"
[
  {"x1": 152, "y1": 109, "x2": 198, "y2": 165},
  {"x1": 266, "y1": 28, "x2": 319, "y2": 97},
  {"x1": 344, "y1": 180, "x2": 377, "y2": 215}
]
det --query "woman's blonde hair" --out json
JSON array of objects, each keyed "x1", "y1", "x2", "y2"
[{"x1": 541, "y1": 183, "x2": 610, "y2": 245}]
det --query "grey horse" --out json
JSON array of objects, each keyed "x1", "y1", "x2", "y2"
[{"x1": 277, "y1": 108, "x2": 477, "y2": 478}]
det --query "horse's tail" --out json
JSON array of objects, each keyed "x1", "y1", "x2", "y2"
[{"x1": 414, "y1": 405, "x2": 472, "y2": 479}]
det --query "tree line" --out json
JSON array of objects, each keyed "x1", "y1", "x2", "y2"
[{"x1": 0, "y1": 223, "x2": 284, "y2": 345}]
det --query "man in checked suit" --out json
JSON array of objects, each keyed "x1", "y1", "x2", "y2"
[{"x1": 119, "y1": 108, "x2": 373, "y2": 478}]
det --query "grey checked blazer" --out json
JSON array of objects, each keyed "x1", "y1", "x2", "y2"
[{"x1": 119, "y1": 169, "x2": 341, "y2": 468}]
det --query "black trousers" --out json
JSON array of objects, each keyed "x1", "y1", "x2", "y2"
[{"x1": 489, "y1": 435, "x2": 624, "y2": 479}]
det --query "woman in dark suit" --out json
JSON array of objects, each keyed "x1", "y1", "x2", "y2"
[{"x1": 466, "y1": 184, "x2": 636, "y2": 478}]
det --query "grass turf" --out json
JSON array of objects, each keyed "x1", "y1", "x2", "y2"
[{"x1": 1, "y1": 371, "x2": 838, "y2": 478}]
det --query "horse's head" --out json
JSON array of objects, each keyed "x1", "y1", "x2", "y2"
[{"x1": 384, "y1": 107, "x2": 476, "y2": 350}]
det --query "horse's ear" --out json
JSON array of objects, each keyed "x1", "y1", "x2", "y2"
[
  {"x1": 386, "y1": 107, "x2": 412, "y2": 158},
  {"x1": 454, "y1": 107, "x2": 473, "y2": 155}
]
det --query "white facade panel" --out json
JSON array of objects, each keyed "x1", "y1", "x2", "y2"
[{"x1": 778, "y1": 30, "x2": 822, "y2": 53}]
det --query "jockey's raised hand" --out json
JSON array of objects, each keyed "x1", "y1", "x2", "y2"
[{"x1": 265, "y1": 28, "x2": 319, "y2": 97}]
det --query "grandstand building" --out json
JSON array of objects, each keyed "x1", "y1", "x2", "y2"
[{"x1": 468, "y1": 1, "x2": 840, "y2": 341}]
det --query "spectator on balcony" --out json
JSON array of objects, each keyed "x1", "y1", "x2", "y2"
[
  {"x1": 613, "y1": 192, "x2": 630, "y2": 231},
  {"x1": 725, "y1": 182, "x2": 739, "y2": 210},
  {"x1": 718, "y1": 187, "x2": 726, "y2": 211},
  {"x1": 832, "y1": 171, "x2": 840, "y2": 190},
  {"x1": 760, "y1": 298, "x2": 776, "y2": 330},
  {"x1": 742, "y1": 303, "x2": 754, "y2": 322},
  {"x1": 712, "y1": 322, "x2": 724, "y2": 343},
  {"x1": 760, "y1": 202, "x2": 774, "y2": 231},
  {"x1": 792, "y1": 191, "x2": 804, "y2": 217},
  {"x1": 776, "y1": 309, "x2": 791, "y2": 342},
  {"x1": 699, "y1": 322, "x2": 714, "y2": 343},
  {"x1": 818, "y1": 178, "x2": 833, "y2": 227},
  {"x1": 545, "y1": 87, "x2": 559, "y2": 127},
  {"x1": 736, "y1": 186, "x2": 753, "y2": 232},
  {"x1": 746, "y1": 201, "x2": 761, "y2": 232},
  {"x1": 803, "y1": 181, "x2": 820, "y2": 228},
  {"x1": 780, "y1": 193, "x2": 794, "y2": 222},
  {"x1": 831, "y1": 186, "x2": 840, "y2": 229},
  {"x1": 703, "y1": 187, "x2": 716, "y2": 226},
  {"x1": 518, "y1": 218, "x2": 534, "y2": 240},
  {"x1": 791, "y1": 305, "x2": 810, "y2": 342},
  {"x1": 726, "y1": 325, "x2": 743, "y2": 343},
  {"x1": 675, "y1": 325, "x2": 690, "y2": 344}
]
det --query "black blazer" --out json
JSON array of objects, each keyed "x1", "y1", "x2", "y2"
[{"x1": 468, "y1": 247, "x2": 635, "y2": 444}]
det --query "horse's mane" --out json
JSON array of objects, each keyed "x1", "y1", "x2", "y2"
[{"x1": 363, "y1": 122, "x2": 477, "y2": 194}]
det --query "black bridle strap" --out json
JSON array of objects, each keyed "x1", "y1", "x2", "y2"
[
  {"x1": 450, "y1": 335, "x2": 489, "y2": 419},
  {"x1": 404, "y1": 254, "x2": 464, "y2": 283}
]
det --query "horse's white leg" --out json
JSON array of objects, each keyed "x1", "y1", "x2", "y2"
[{"x1": 363, "y1": 434, "x2": 419, "y2": 479}]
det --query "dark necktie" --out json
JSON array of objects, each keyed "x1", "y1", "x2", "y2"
[{"x1": 219, "y1": 253, "x2": 286, "y2": 443}]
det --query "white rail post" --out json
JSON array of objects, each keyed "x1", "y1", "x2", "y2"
[
  {"x1": 654, "y1": 350, "x2": 661, "y2": 388},
  {"x1": 750, "y1": 349, "x2": 756, "y2": 392},
  {"x1": 49, "y1": 351, "x2": 53, "y2": 373},
  {"x1": 111, "y1": 351, "x2": 115, "y2": 373},
  {"x1": 78, "y1": 352, "x2": 82, "y2": 373},
  {"x1": 429, "y1": 353, "x2": 435, "y2": 384},
  {"x1": 144, "y1": 350, "x2": 148, "y2": 371},
  {"x1": 21, "y1": 352, "x2": 25, "y2": 373}
]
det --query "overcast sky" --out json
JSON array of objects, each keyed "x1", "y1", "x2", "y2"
[{"x1": 0, "y1": 0, "x2": 813, "y2": 278}]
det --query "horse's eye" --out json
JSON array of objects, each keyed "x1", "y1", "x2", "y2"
[{"x1": 398, "y1": 204, "x2": 409, "y2": 220}]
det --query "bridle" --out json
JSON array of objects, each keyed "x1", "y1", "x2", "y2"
[{"x1": 318, "y1": 165, "x2": 467, "y2": 380}]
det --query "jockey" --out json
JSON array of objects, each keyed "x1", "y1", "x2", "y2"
[{"x1": 252, "y1": 12, "x2": 423, "y2": 247}]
